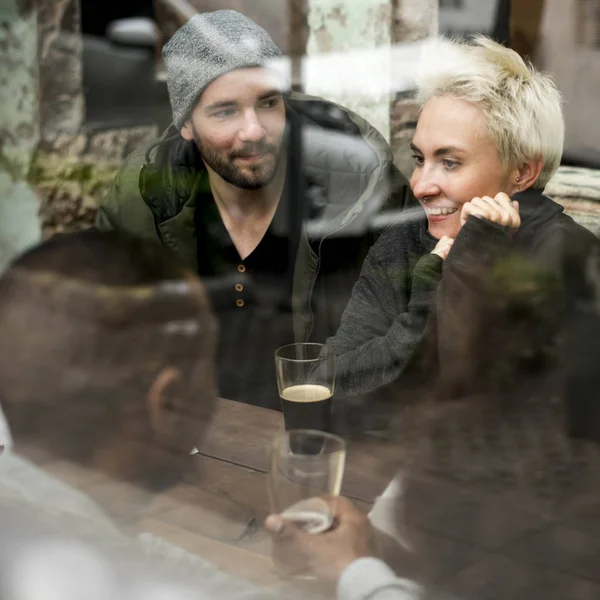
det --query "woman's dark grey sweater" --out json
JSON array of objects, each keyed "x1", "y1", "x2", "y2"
[
  {"x1": 329, "y1": 189, "x2": 597, "y2": 400},
  {"x1": 328, "y1": 207, "x2": 439, "y2": 397}
]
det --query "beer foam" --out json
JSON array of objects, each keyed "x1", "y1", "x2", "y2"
[{"x1": 280, "y1": 384, "x2": 332, "y2": 403}]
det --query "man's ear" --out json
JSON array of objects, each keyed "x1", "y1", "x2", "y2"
[
  {"x1": 180, "y1": 122, "x2": 194, "y2": 142},
  {"x1": 146, "y1": 366, "x2": 182, "y2": 436}
]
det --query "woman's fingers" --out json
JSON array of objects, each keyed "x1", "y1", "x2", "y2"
[
  {"x1": 461, "y1": 200, "x2": 489, "y2": 225},
  {"x1": 472, "y1": 196, "x2": 502, "y2": 223},
  {"x1": 484, "y1": 195, "x2": 511, "y2": 226},
  {"x1": 431, "y1": 235, "x2": 455, "y2": 260},
  {"x1": 461, "y1": 194, "x2": 521, "y2": 230},
  {"x1": 493, "y1": 193, "x2": 521, "y2": 229}
]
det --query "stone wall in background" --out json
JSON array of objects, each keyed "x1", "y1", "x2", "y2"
[
  {"x1": 33, "y1": 125, "x2": 158, "y2": 237},
  {"x1": 1, "y1": 0, "x2": 40, "y2": 179},
  {"x1": 305, "y1": 0, "x2": 393, "y2": 142},
  {"x1": 4, "y1": 0, "x2": 600, "y2": 250},
  {"x1": 37, "y1": 0, "x2": 84, "y2": 135},
  {"x1": 390, "y1": 0, "x2": 437, "y2": 180},
  {"x1": 30, "y1": 0, "x2": 158, "y2": 238},
  {"x1": 155, "y1": 0, "x2": 309, "y2": 85},
  {"x1": 539, "y1": 0, "x2": 600, "y2": 161},
  {"x1": 187, "y1": 0, "x2": 305, "y2": 55},
  {"x1": 0, "y1": 0, "x2": 42, "y2": 272},
  {"x1": 545, "y1": 166, "x2": 600, "y2": 237}
]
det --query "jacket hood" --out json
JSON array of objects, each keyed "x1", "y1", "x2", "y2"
[
  {"x1": 140, "y1": 92, "x2": 393, "y2": 238},
  {"x1": 286, "y1": 93, "x2": 393, "y2": 238}
]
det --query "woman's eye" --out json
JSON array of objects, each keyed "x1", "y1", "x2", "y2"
[
  {"x1": 443, "y1": 159, "x2": 460, "y2": 170},
  {"x1": 411, "y1": 154, "x2": 424, "y2": 166}
]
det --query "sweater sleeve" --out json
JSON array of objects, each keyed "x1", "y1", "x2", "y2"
[
  {"x1": 329, "y1": 245, "x2": 443, "y2": 398},
  {"x1": 435, "y1": 216, "x2": 512, "y2": 389},
  {"x1": 434, "y1": 214, "x2": 580, "y2": 393},
  {"x1": 337, "y1": 558, "x2": 422, "y2": 600}
]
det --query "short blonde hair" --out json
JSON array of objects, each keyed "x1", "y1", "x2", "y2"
[{"x1": 415, "y1": 36, "x2": 564, "y2": 189}]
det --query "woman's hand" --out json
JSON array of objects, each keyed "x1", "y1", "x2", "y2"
[
  {"x1": 460, "y1": 192, "x2": 520, "y2": 232},
  {"x1": 431, "y1": 236, "x2": 454, "y2": 260}
]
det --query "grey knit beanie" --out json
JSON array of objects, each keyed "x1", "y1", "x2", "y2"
[{"x1": 163, "y1": 10, "x2": 283, "y2": 129}]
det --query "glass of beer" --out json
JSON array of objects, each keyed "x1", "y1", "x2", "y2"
[
  {"x1": 268, "y1": 430, "x2": 346, "y2": 577},
  {"x1": 274, "y1": 343, "x2": 335, "y2": 432},
  {"x1": 268, "y1": 430, "x2": 346, "y2": 530}
]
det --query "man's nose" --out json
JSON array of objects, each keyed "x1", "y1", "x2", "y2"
[{"x1": 238, "y1": 110, "x2": 265, "y2": 142}]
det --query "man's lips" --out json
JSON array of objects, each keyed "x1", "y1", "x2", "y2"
[{"x1": 234, "y1": 152, "x2": 269, "y2": 163}]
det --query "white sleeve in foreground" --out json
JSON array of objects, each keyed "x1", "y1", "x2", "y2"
[{"x1": 337, "y1": 558, "x2": 422, "y2": 600}]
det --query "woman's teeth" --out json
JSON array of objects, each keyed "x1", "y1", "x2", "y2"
[{"x1": 428, "y1": 207, "x2": 458, "y2": 216}]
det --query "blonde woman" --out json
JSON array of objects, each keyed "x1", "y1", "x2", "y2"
[
  {"x1": 267, "y1": 38, "x2": 600, "y2": 599},
  {"x1": 330, "y1": 35, "x2": 597, "y2": 401}
]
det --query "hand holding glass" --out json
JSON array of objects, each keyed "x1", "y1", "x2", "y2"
[{"x1": 268, "y1": 429, "x2": 346, "y2": 535}]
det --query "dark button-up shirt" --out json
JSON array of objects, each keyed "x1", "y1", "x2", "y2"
[{"x1": 195, "y1": 182, "x2": 298, "y2": 410}]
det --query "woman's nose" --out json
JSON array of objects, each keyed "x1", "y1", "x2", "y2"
[{"x1": 411, "y1": 167, "x2": 440, "y2": 200}]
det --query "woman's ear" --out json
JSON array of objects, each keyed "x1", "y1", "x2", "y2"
[
  {"x1": 146, "y1": 366, "x2": 182, "y2": 437},
  {"x1": 513, "y1": 158, "x2": 544, "y2": 193}
]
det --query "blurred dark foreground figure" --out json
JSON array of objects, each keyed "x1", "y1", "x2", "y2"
[
  {"x1": 267, "y1": 250, "x2": 600, "y2": 597},
  {"x1": 268, "y1": 386, "x2": 600, "y2": 599},
  {"x1": 0, "y1": 231, "x2": 271, "y2": 599}
]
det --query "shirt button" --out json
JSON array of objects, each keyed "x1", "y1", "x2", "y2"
[
  {"x1": 237, "y1": 264, "x2": 246, "y2": 273},
  {"x1": 235, "y1": 283, "x2": 243, "y2": 292},
  {"x1": 236, "y1": 299, "x2": 245, "y2": 307}
]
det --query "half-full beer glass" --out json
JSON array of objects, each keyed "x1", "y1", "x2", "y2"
[{"x1": 274, "y1": 343, "x2": 335, "y2": 432}]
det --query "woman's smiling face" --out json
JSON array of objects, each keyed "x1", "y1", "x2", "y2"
[{"x1": 409, "y1": 95, "x2": 516, "y2": 240}]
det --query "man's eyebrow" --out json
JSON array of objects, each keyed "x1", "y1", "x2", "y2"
[
  {"x1": 204, "y1": 100, "x2": 237, "y2": 112},
  {"x1": 204, "y1": 90, "x2": 282, "y2": 113},
  {"x1": 257, "y1": 89, "x2": 283, "y2": 101},
  {"x1": 409, "y1": 142, "x2": 421, "y2": 153}
]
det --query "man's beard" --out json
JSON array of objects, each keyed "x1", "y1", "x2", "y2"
[{"x1": 192, "y1": 127, "x2": 282, "y2": 191}]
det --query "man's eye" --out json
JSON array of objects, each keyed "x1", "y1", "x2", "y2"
[
  {"x1": 214, "y1": 109, "x2": 235, "y2": 118},
  {"x1": 411, "y1": 154, "x2": 424, "y2": 166},
  {"x1": 261, "y1": 98, "x2": 280, "y2": 109}
]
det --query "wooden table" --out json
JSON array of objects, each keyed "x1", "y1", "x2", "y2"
[
  {"x1": 142, "y1": 397, "x2": 402, "y2": 586},
  {"x1": 36, "y1": 396, "x2": 600, "y2": 598}
]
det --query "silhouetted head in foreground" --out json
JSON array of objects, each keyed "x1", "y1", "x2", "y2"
[{"x1": 0, "y1": 230, "x2": 218, "y2": 497}]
